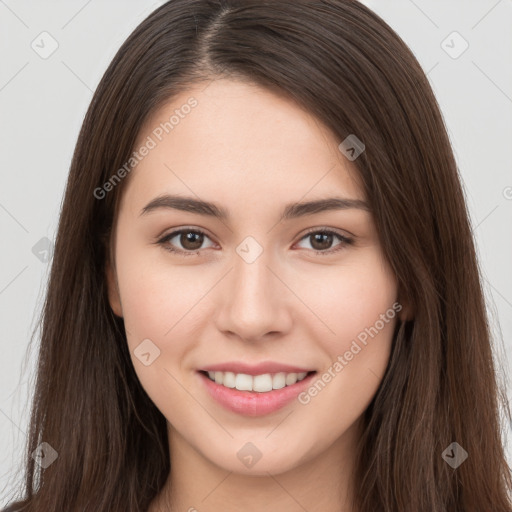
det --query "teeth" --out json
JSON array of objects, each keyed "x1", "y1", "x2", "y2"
[
  {"x1": 272, "y1": 372, "x2": 286, "y2": 390},
  {"x1": 285, "y1": 373, "x2": 298, "y2": 386},
  {"x1": 223, "y1": 371, "x2": 236, "y2": 388},
  {"x1": 235, "y1": 373, "x2": 253, "y2": 391},
  {"x1": 253, "y1": 374, "x2": 273, "y2": 392},
  {"x1": 205, "y1": 371, "x2": 309, "y2": 392}
]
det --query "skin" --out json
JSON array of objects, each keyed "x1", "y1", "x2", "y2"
[{"x1": 106, "y1": 79, "x2": 403, "y2": 512}]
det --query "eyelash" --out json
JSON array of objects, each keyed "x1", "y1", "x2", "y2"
[{"x1": 155, "y1": 227, "x2": 353, "y2": 257}]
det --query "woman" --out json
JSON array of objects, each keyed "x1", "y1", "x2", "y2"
[{"x1": 3, "y1": 0, "x2": 512, "y2": 511}]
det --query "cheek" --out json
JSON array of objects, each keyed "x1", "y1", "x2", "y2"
[
  {"x1": 294, "y1": 253, "x2": 399, "y2": 435},
  {"x1": 114, "y1": 238, "x2": 209, "y2": 357},
  {"x1": 301, "y1": 250, "x2": 399, "y2": 354},
  {"x1": 117, "y1": 234, "x2": 193, "y2": 328},
  {"x1": 113, "y1": 246, "x2": 209, "y2": 416}
]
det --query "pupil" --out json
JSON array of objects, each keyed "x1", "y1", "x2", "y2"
[
  {"x1": 182, "y1": 232, "x2": 203, "y2": 250},
  {"x1": 312, "y1": 233, "x2": 332, "y2": 250}
]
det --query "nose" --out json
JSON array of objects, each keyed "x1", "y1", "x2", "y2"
[{"x1": 213, "y1": 245, "x2": 293, "y2": 343}]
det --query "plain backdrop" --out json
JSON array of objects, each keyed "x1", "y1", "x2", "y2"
[{"x1": 1, "y1": 0, "x2": 511, "y2": 505}]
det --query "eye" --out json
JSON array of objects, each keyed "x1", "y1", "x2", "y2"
[
  {"x1": 156, "y1": 227, "x2": 353, "y2": 257},
  {"x1": 157, "y1": 228, "x2": 215, "y2": 256},
  {"x1": 295, "y1": 228, "x2": 353, "y2": 255}
]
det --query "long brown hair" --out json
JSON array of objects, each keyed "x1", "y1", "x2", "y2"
[{"x1": 4, "y1": 1, "x2": 512, "y2": 511}]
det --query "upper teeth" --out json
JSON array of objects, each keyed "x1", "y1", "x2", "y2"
[{"x1": 207, "y1": 371, "x2": 309, "y2": 392}]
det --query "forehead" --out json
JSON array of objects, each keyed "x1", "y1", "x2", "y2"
[{"x1": 122, "y1": 79, "x2": 364, "y2": 213}]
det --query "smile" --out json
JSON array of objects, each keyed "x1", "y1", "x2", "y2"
[
  {"x1": 198, "y1": 370, "x2": 317, "y2": 416},
  {"x1": 204, "y1": 370, "x2": 310, "y2": 392}
]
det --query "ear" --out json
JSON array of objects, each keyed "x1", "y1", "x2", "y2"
[{"x1": 106, "y1": 258, "x2": 123, "y2": 318}]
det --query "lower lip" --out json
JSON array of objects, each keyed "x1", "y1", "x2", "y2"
[{"x1": 198, "y1": 371, "x2": 316, "y2": 417}]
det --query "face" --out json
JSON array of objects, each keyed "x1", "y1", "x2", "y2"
[{"x1": 106, "y1": 78, "x2": 401, "y2": 476}]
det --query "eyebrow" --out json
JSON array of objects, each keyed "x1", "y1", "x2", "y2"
[{"x1": 140, "y1": 194, "x2": 370, "y2": 221}]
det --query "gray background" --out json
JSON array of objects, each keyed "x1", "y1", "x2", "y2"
[{"x1": 1, "y1": 0, "x2": 511, "y2": 504}]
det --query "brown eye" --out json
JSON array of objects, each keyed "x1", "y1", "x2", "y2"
[
  {"x1": 178, "y1": 231, "x2": 204, "y2": 251},
  {"x1": 296, "y1": 229, "x2": 353, "y2": 255},
  {"x1": 310, "y1": 232, "x2": 335, "y2": 251},
  {"x1": 158, "y1": 229, "x2": 215, "y2": 255}
]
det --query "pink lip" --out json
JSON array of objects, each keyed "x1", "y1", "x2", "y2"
[
  {"x1": 197, "y1": 370, "x2": 316, "y2": 417},
  {"x1": 200, "y1": 361, "x2": 314, "y2": 376}
]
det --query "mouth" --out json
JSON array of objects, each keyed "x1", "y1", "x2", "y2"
[
  {"x1": 197, "y1": 369, "x2": 317, "y2": 416},
  {"x1": 198, "y1": 369, "x2": 316, "y2": 392}
]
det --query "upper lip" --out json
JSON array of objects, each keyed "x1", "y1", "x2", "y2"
[{"x1": 200, "y1": 362, "x2": 315, "y2": 376}]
